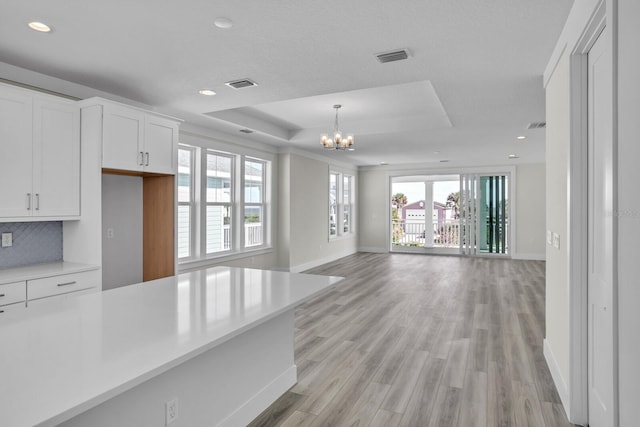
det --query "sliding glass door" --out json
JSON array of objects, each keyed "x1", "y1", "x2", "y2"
[
  {"x1": 390, "y1": 175, "x2": 460, "y2": 254},
  {"x1": 460, "y1": 173, "x2": 510, "y2": 256}
]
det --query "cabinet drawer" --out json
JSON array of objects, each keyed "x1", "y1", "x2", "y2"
[
  {"x1": 27, "y1": 287, "x2": 96, "y2": 309},
  {"x1": 0, "y1": 301, "x2": 26, "y2": 315},
  {"x1": 0, "y1": 281, "x2": 27, "y2": 306},
  {"x1": 28, "y1": 270, "x2": 98, "y2": 301}
]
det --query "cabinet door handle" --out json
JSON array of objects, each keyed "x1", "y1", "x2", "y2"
[
  {"x1": 35, "y1": 193, "x2": 40, "y2": 211},
  {"x1": 139, "y1": 151, "x2": 145, "y2": 166},
  {"x1": 145, "y1": 152, "x2": 150, "y2": 166},
  {"x1": 27, "y1": 193, "x2": 31, "y2": 210},
  {"x1": 57, "y1": 281, "x2": 77, "y2": 287}
]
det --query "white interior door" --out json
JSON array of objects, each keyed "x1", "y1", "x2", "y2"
[{"x1": 588, "y1": 28, "x2": 615, "y2": 427}]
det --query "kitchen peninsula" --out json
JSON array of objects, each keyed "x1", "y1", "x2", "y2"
[{"x1": 0, "y1": 266, "x2": 342, "y2": 427}]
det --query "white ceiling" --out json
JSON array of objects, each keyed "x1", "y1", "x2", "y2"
[{"x1": 0, "y1": 0, "x2": 573, "y2": 167}]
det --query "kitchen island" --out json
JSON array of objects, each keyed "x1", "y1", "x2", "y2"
[{"x1": 0, "y1": 266, "x2": 342, "y2": 427}]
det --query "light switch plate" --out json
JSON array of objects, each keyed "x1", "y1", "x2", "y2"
[
  {"x1": 553, "y1": 233, "x2": 560, "y2": 249},
  {"x1": 1, "y1": 232, "x2": 12, "y2": 248}
]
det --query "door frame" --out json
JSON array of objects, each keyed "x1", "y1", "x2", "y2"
[
  {"x1": 565, "y1": 1, "x2": 618, "y2": 424},
  {"x1": 387, "y1": 166, "x2": 516, "y2": 256}
]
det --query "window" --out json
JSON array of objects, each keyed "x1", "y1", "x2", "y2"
[
  {"x1": 329, "y1": 171, "x2": 354, "y2": 238},
  {"x1": 343, "y1": 175, "x2": 352, "y2": 233},
  {"x1": 244, "y1": 158, "x2": 266, "y2": 247},
  {"x1": 178, "y1": 144, "x2": 271, "y2": 263},
  {"x1": 329, "y1": 172, "x2": 339, "y2": 237},
  {"x1": 177, "y1": 147, "x2": 195, "y2": 259},
  {"x1": 205, "y1": 152, "x2": 233, "y2": 254}
]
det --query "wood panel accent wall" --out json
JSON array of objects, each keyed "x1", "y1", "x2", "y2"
[{"x1": 143, "y1": 175, "x2": 175, "y2": 281}]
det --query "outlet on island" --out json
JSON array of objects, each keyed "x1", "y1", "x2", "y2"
[{"x1": 165, "y1": 398, "x2": 178, "y2": 425}]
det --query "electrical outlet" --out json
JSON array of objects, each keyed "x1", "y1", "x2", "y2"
[
  {"x1": 107, "y1": 228, "x2": 115, "y2": 239},
  {"x1": 1, "y1": 232, "x2": 12, "y2": 248},
  {"x1": 165, "y1": 398, "x2": 178, "y2": 425}
]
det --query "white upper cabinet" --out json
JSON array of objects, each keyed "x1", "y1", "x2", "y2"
[
  {"x1": 143, "y1": 115, "x2": 177, "y2": 175},
  {"x1": 33, "y1": 98, "x2": 81, "y2": 217},
  {"x1": 99, "y1": 100, "x2": 179, "y2": 174},
  {"x1": 0, "y1": 86, "x2": 33, "y2": 218},
  {"x1": 103, "y1": 105, "x2": 144, "y2": 172},
  {"x1": 0, "y1": 83, "x2": 80, "y2": 220}
]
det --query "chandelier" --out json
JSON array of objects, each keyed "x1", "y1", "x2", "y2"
[{"x1": 320, "y1": 104, "x2": 354, "y2": 150}]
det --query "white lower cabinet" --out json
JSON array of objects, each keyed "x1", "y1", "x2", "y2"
[
  {"x1": 0, "y1": 301, "x2": 27, "y2": 316},
  {"x1": 27, "y1": 270, "x2": 99, "y2": 303},
  {"x1": 26, "y1": 288, "x2": 96, "y2": 309},
  {"x1": 0, "y1": 280, "x2": 27, "y2": 306},
  {"x1": 0, "y1": 265, "x2": 100, "y2": 318}
]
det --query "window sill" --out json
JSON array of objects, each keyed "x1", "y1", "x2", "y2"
[
  {"x1": 329, "y1": 233, "x2": 356, "y2": 242},
  {"x1": 178, "y1": 247, "x2": 274, "y2": 273}
]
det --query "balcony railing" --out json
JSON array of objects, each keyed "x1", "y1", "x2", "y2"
[
  {"x1": 392, "y1": 218, "x2": 460, "y2": 248},
  {"x1": 222, "y1": 223, "x2": 263, "y2": 250}
]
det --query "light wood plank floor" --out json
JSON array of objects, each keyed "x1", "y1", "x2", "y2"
[{"x1": 248, "y1": 253, "x2": 575, "y2": 427}]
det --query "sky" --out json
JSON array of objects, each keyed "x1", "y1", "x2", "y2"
[{"x1": 392, "y1": 180, "x2": 459, "y2": 205}]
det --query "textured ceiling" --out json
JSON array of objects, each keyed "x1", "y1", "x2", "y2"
[{"x1": 0, "y1": 0, "x2": 573, "y2": 166}]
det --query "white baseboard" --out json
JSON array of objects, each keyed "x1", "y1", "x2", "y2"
[
  {"x1": 357, "y1": 246, "x2": 387, "y2": 253},
  {"x1": 290, "y1": 249, "x2": 357, "y2": 273},
  {"x1": 543, "y1": 339, "x2": 570, "y2": 415},
  {"x1": 512, "y1": 253, "x2": 546, "y2": 261},
  {"x1": 217, "y1": 365, "x2": 297, "y2": 427}
]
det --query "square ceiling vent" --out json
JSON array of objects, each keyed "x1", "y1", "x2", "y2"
[{"x1": 225, "y1": 78, "x2": 258, "y2": 89}]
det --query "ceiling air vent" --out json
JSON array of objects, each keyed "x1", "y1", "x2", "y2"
[
  {"x1": 239, "y1": 129, "x2": 254, "y2": 134},
  {"x1": 225, "y1": 78, "x2": 258, "y2": 89},
  {"x1": 527, "y1": 122, "x2": 546, "y2": 129},
  {"x1": 375, "y1": 49, "x2": 411, "y2": 64}
]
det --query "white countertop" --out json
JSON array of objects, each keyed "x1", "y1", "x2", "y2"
[
  {"x1": 0, "y1": 266, "x2": 342, "y2": 427},
  {"x1": 0, "y1": 261, "x2": 100, "y2": 284}
]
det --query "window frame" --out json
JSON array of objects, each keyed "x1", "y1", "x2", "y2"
[
  {"x1": 202, "y1": 150, "x2": 234, "y2": 256},
  {"x1": 343, "y1": 174, "x2": 353, "y2": 233},
  {"x1": 243, "y1": 157, "x2": 268, "y2": 249},
  {"x1": 329, "y1": 170, "x2": 355, "y2": 239},
  {"x1": 177, "y1": 145, "x2": 196, "y2": 261},
  {"x1": 178, "y1": 143, "x2": 272, "y2": 266}
]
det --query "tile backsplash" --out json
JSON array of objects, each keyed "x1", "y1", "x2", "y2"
[{"x1": 0, "y1": 222, "x2": 63, "y2": 269}]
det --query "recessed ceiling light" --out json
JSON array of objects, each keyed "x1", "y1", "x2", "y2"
[
  {"x1": 348, "y1": 148, "x2": 355, "y2": 151},
  {"x1": 214, "y1": 17, "x2": 233, "y2": 29},
  {"x1": 28, "y1": 21, "x2": 51, "y2": 33},
  {"x1": 379, "y1": 162, "x2": 388, "y2": 166},
  {"x1": 199, "y1": 89, "x2": 216, "y2": 96},
  {"x1": 434, "y1": 151, "x2": 441, "y2": 154},
  {"x1": 516, "y1": 136, "x2": 526, "y2": 140},
  {"x1": 508, "y1": 154, "x2": 519, "y2": 159}
]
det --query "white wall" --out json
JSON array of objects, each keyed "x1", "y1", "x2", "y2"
[
  {"x1": 358, "y1": 168, "x2": 390, "y2": 252},
  {"x1": 543, "y1": 2, "x2": 640, "y2": 424},
  {"x1": 285, "y1": 153, "x2": 358, "y2": 271},
  {"x1": 515, "y1": 164, "x2": 546, "y2": 259},
  {"x1": 543, "y1": 49, "x2": 571, "y2": 405},
  {"x1": 101, "y1": 174, "x2": 143, "y2": 290},
  {"x1": 616, "y1": 1, "x2": 640, "y2": 424},
  {"x1": 277, "y1": 153, "x2": 291, "y2": 268},
  {"x1": 357, "y1": 165, "x2": 545, "y2": 258}
]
